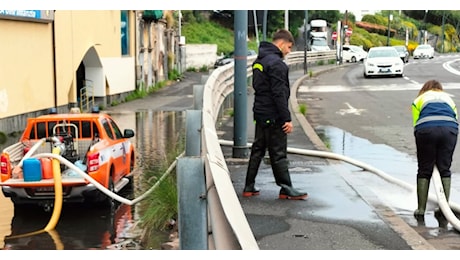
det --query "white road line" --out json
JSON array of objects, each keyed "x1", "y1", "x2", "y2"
[
  {"x1": 299, "y1": 82, "x2": 460, "y2": 93},
  {"x1": 443, "y1": 59, "x2": 460, "y2": 76}
]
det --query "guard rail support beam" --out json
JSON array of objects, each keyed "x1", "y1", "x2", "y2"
[
  {"x1": 185, "y1": 110, "x2": 202, "y2": 156},
  {"x1": 177, "y1": 156, "x2": 207, "y2": 249}
]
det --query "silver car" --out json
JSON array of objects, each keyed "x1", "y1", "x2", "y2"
[{"x1": 393, "y1": 45, "x2": 409, "y2": 63}]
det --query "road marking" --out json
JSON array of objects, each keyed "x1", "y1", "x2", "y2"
[
  {"x1": 299, "y1": 83, "x2": 460, "y2": 93},
  {"x1": 443, "y1": 59, "x2": 460, "y2": 76},
  {"x1": 336, "y1": 102, "x2": 366, "y2": 115}
]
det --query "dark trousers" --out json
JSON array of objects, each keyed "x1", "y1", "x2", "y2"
[
  {"x1": 415, "y1": 126, "x2": 458, "y2": 179},
  {"x1": 245, "y1": 121, "x2": 292, "y2": 188}
]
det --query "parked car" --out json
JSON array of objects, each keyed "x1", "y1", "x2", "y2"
[
  {"x1": 393, "y1": 45, "x2": 409, "y2": 63},
  {"x1": 413, "y1": 44, "x2": 434, "y2": 59},
  {"x1": 363, "y1": 46, "x2": 404, "y2": 78},
  {"x1": 342, "y1": 45, "x2": 368, "y2": 63},
  {"x1": 214, "y1": 49, "x2": 257, "y2": 68}
]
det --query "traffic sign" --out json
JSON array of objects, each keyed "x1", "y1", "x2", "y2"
[
  {"x1": 332, "y1": 31, "x2": 337, "y2": 40},
  {"x1": 345, "y1": 28, "x2": 352, "y2": 37}
]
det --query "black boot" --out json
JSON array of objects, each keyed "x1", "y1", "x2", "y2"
[
  {"x1": 279, "y1": 184, "x2": 308, "y2": 200},
  {"x1": 272, "y1": 159, "x2": 307, "y2": 200},
  {"x1": 243, "y1": 155, "x2": 262, "y2": 197},
  {"x1": 243, "y1": 183, "x2": 260, "y2": 197}
]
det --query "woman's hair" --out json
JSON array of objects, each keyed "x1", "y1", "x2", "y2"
[{"x1": 418, "y1": 79, "x2": 443, "y2": 96}]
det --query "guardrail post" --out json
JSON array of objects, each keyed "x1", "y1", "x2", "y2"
[
  {"x1": 178, "y1": 109, "x2": 207, "y2": 249},
  {"x1": 177, "y1": 157, "x2": 207, "y2": 249},
  {"x1": 193, "y1": 84, "x2": 204, "y2": 110},
  {"x1": 185, "y1": 110, "x2": 202, "y2": 156}
]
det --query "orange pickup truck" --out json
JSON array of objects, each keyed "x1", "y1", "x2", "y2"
[{"x1": 0, "y1": 109, "x2": 136, "y2": 210}]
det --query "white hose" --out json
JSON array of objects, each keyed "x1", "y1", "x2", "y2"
[
  {"x1": 19, "y1": 138, "x2": 47, "y2": 166},
  {"x1": 218, "y1": 139, "x2": 460, "y2": 231},
  {"x1": 432, "y1": 166, "x2": 460, "y2": 230},
  {"x1": 32, "y1": 152, "x2": 183, "y2": 205}
]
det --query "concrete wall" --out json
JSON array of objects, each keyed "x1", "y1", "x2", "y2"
[
  {"x1": 0, "y1": 10, "x2": 139, "y2": 136},
  {"x1": 0, "y1": 10, "x2": 138, "y2": 118},
  {"x1": 54, "y1": 10, "x2": 136, "y2": 104},
  {"x1": 185, "y1": 44, "x2": 218, "y2": 69},
  {"x1": 0, "y1": 18, "x2": 54, "y2": 118},
  {"x1": 0, "y1": 10, "x2": 180, "y2": 139}
]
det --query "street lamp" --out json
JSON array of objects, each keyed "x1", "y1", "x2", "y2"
[{"x1": 386, "y1": 12, "x2": 393, "y2": 46}]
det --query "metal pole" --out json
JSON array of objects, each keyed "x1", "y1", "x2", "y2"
[
  {"x1": 386, "y1": 12, "x2": 391, "y2": 46},
  {"x1": 422, "y1": 10, "x2": 428, "y2": 44},
  {"x1": 441, "y1": 11, "x2": 446, "y2": 53},
  {"x1": 253, "y1": 10, "x2": 259, "y2": 47},
  {"x1": 263, "y1": 10, "x2": 267, "y2": 41},
  {"x1": 285, "y1": 10, "x2": 288, "y2": 30},
  {"x1": 232, "y1": 10, "x2": 248, "y2": 158},
  {"x1": 177, "y1": 157, "x2": 207, "y2": 249},
  {"x1": 303, "y1": 10, "x2": 308, "y2": 75}
]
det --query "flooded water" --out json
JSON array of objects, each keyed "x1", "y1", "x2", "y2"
[
  {"x1": 315, "y1": 125, "x2": 460, "y2": 230},
  {"x1": 0, "y1": 110, "x2": 186, "y2": 250}
]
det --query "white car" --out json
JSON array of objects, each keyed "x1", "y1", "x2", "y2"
[
  {"x1": 310, "y1": 37, "x2": 330, "y2": 51},
  {"x1": 413, "y1": 44, "x2": 434, "y2": 59},
  {"x1": 363, "y1": 46, "x2": 404, "y2": 78},
  {"x1": 342, "y1": 45, "x2": 368, "y2": 63}
]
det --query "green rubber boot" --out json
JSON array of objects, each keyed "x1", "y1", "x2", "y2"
[
  {"x1": 414, "y1": 178, "x2": 430, "y2": 218},
  {"x1": 434, "y1": 177, "x2": 451, "y2": 224},
  {"x1": 441, "y1": 177, "x2": 451, "y2": 202}
]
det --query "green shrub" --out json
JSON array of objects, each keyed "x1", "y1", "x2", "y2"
[
  {"x1": 168, "y1": 69, "x2": 181, "y2": 81},
  {"x1": 299, "y1": 104, "x2": 307, "y2": 115}
]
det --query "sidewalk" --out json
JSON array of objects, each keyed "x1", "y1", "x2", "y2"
[{"x1": 216, "y1": 64, "x2": 434, "y2": 250}]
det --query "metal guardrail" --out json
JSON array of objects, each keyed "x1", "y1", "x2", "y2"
[
  {"x1": 179, "y1": 50, "x2": 334, "y2": 249},
  {"x1": 286, "y1": 50, "x2": 336, "y2": 66}
]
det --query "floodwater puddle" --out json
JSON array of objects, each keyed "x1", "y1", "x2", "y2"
[{"x1": 315, "y1": 125, "x2": 459, "y2": 230}]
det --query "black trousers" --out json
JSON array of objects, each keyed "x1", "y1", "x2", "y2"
[
  {"x1": 415, "y1": 126, "x2": 458, "y2": 179},
  {"x1": 245, "y1": 121, "x2": 292, "y2": 187}
]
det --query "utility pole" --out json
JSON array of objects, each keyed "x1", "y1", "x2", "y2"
[
  {"x1": 422, "y1": 10, "x2": 428, "y2": 44},
  {"x1": 285, "y1": 10, "x2": 288, "y2": 30},
  {"x1": 303, "y1": 10, "x2": 308, "y2": 75},
  {"x1": 441, "y1": 11, "x2": 446, "y2": 53},
  {"x1": 262, "y1": 10, "x2": 267, "y2": 41},
  {"x1": 232, "y1": 10, "x2": 248, "y2": 158},
  {"x1": 253, "y1": 10, "x2": 259, "y2": 47},
  {"x1": 386, "y1": 11, "x2": 392, "y2": 46}
]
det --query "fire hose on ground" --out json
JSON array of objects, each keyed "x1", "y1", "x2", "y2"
[
  {"x1": 218, "y1": 139, "x2": 460, "y2": 232},
  {"x1": 6, "y1": 138, "x2": 183, "y2": 242}
]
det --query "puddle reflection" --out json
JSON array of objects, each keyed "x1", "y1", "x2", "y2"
[
  {"x1": 316, "y1": 125, "x2": 456, "y2": 230},
  {"x1": 0, "y1": 110, "x2": 185, "y2": 250}
]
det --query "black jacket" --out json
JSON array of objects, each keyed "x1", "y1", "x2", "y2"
[{"x1": 251, "y1": 41, "x2": 291, "y2": 125}]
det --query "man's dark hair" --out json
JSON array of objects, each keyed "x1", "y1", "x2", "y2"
[{"x1": 272, "y1": 29, "x2": 294, "y2": 44}]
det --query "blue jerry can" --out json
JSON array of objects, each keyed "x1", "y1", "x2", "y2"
[{"x1": 23, "y1": 158, "x2": 42, "y2": 182}]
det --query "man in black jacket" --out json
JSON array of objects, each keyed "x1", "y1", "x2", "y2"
[{"x1": 243, "y1": 29, "x2": 308, "y2": 200}]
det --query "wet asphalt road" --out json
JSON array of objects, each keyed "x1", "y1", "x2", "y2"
[{"x1": 99, "y1": 66, "x2": 457, "y2": 250}]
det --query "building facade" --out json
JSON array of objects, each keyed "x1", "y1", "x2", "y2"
[{"x1": 0, "y1": 10, "x2": 176, "y2": 137}]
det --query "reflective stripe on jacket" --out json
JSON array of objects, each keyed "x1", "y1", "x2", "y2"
[{"x1": 412, "y1": 90, "x2": 458, "y2": 131}]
